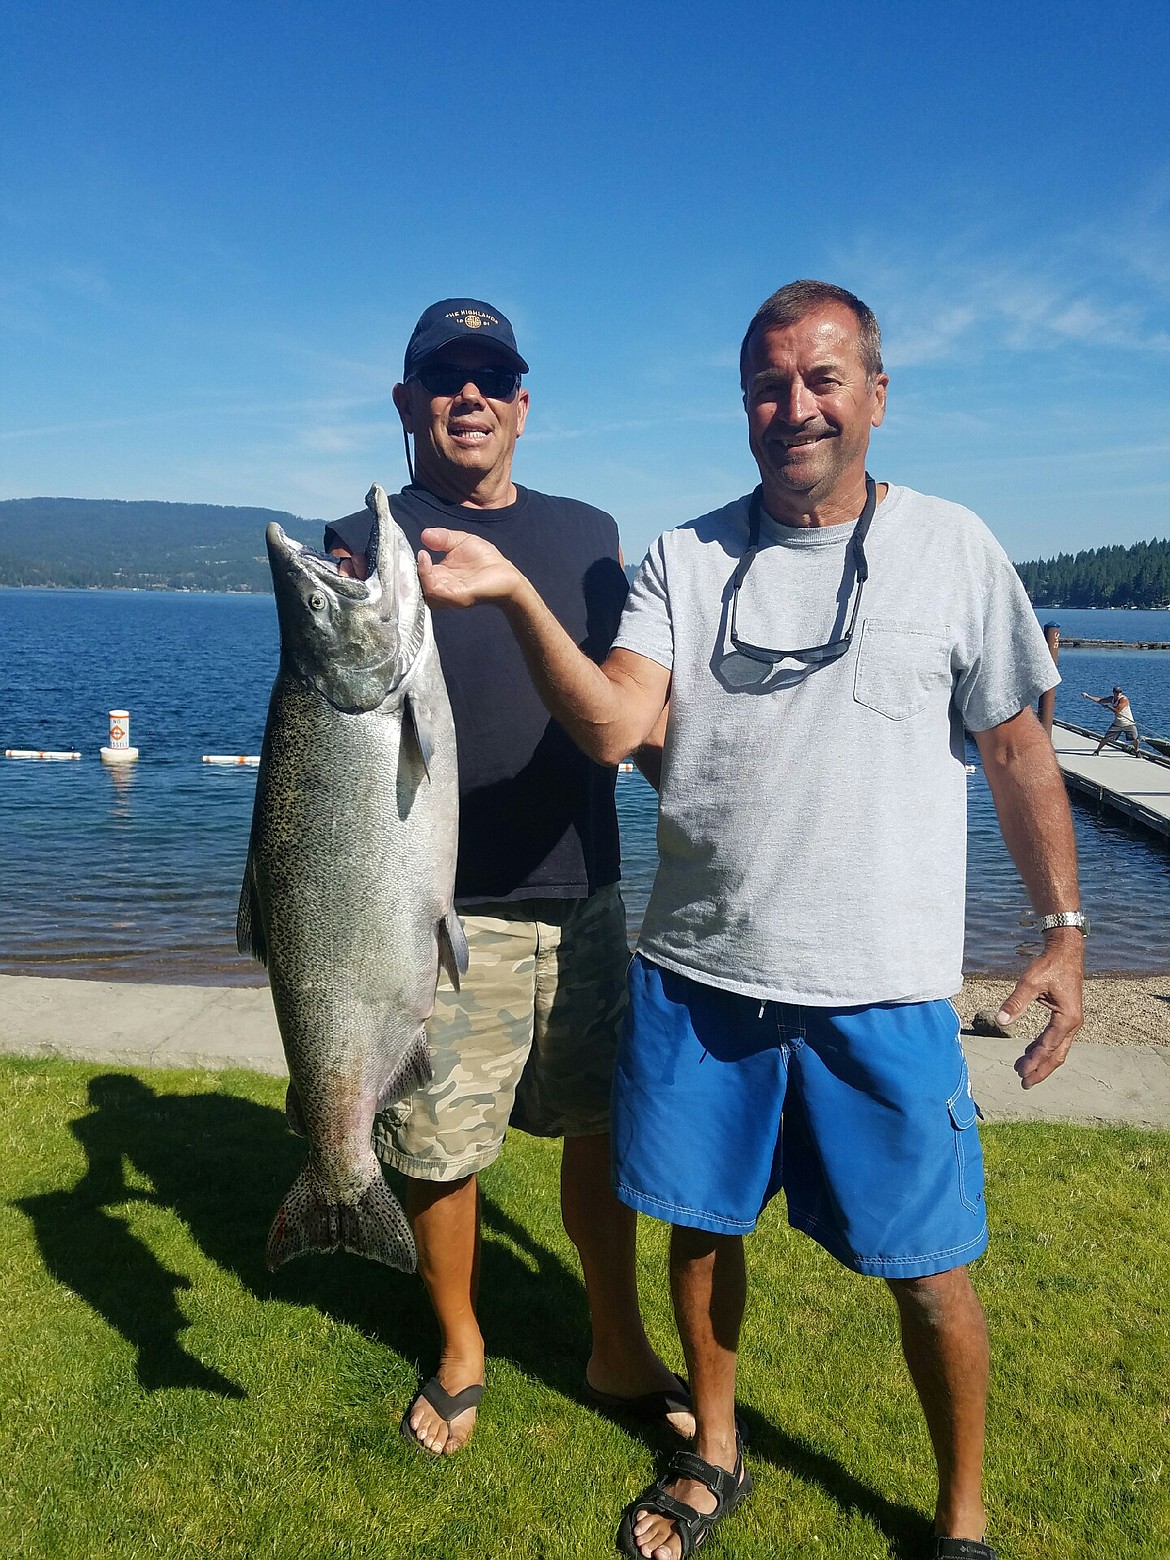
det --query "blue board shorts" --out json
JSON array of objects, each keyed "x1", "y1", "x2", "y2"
[{"x1": 612, "y1": 956, "x2": 988, "y2": 1279}]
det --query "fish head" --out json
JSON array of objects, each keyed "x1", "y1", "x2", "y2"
[{"x1": 265, "y1": 487, "x2": 426, "y2": 712}]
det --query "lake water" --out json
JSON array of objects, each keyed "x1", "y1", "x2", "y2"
[{"x1": 1, "y1": 590, "x2": 1168, "y2": 984}]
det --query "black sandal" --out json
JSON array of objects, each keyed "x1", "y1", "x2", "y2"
[
  {"x1": 616, "y1": 1433, "x2": 752, "y2": 1557},
  {"x1": 584, "y1": 1372, "x2": 694, "y2": 1432},
  {"x1": 399, "y1": 1375, "x2": 484, "y2": 1454},
  {"x1": 933, "y1": 1543, "x2": 998, "y2": 1559}
]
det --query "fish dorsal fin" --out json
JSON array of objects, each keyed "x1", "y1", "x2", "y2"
[
  {"x1": 438, "y1": 909, "x2": 469, "y2": 992},
  {"x1": 236, "y1": 857, "x2": 268, "y2": 967}
]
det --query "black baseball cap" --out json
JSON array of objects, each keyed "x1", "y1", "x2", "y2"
[{"x1": 402, "y1": 298, "x2": 529, "y2": 379}]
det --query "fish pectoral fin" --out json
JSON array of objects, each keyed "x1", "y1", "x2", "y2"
[
  {"x1": 235, "y1": 858, "x2": 268, "y2": 967},
  {"x1": 438, "y1": 909, "x2": 470, "y2": 992},
  {"x1": 285, "y1": 1082, "x2": 307, "y2": 1137},
  {"x1": 403, "y1": 690, "x2": 434, "y2": 779},
  {"x1": 377, "y1": 1028, "x2": 433, "y2": 1112},
  {"x1": 266, "y1": 1161, "x2": 416, "y2": 1273}
]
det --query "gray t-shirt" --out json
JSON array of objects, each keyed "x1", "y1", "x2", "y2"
[{"x1": 614, "y1": 484, "x2": 1059, "y2": 1006}]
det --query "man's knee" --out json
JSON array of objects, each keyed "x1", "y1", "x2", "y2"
[{"x1": 886, "y1": 1264, "x2": 980, "y2": 1325}]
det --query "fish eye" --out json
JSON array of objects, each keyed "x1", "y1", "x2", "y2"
[{"x1": 308, "y1": 592, "x2": 326, "y2": 611}]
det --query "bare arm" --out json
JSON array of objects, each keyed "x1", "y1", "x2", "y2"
[
  {"x1": 974, "y1": 706, "x2": 1084, "y2": 1087},
  {"x1": 632, "y1": 700, "x2": 669, "y2": 791},
  {"x1": 418, "y1": 527, "x2": 671, "y2": 764}
]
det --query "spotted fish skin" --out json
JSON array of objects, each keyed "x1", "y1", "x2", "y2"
[{"x1": 238, "y1": 484, "x2": 466, "y2": 1273}]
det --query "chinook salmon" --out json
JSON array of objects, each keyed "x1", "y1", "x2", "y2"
[{"x1": 238, "y1": 483, "x2": 466, "y2": 1272}]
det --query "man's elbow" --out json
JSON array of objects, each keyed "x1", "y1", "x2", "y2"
[
  {"x1": 975, "y1": 707, "x2": 1054, "y2": 774},
  {"x1": 592, "y1": 728, "x2": 640, "y2": 768}
]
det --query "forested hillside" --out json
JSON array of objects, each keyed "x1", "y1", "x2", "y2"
[
  {"x1": 0, "y1": 497, "x2": 323, "y2": 592},
  {"x1": 3, "y1": 496, "x2": 1168, "y2": 605},
  {"x1": 1015, "y1": 538, "x2": 1170, "y2": 608}
]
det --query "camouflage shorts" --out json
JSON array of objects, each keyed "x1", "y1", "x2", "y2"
[{"x1": 373, "y1": 883, "x2": 629, "y2": 1181}]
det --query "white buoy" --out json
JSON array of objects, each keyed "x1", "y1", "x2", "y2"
[
  {"x1": 5, "y1": 749, "x2": 82, "y2": 761},
  {"x1": 617, "y1": 760, "x2": 636, "y2": 773},
  {"x1": 100, "y1": 709, "x2": 139, "y2": 765},
  {"x1": 202, "y1": 755, "x2": 261, "y2": 766}
]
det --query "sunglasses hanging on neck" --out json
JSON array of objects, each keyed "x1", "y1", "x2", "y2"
[{"x1": 728, "y1": 475, "x2": 877, "y2": 668}]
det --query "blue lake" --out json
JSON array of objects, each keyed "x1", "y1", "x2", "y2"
[{"x1": 1, "y1": 589, "x2": 1168, "y2": 983}]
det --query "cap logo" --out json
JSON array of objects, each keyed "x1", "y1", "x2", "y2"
[{"x1": 446, "y1": 308, "x2": 498, "y2": 331}]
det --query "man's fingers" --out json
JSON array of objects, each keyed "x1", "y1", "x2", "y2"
[
  {"x1": 994, "y1": 976, "x2": 1036, "y2": 1028},
  {"x1": 420, "y1": 526, "x2": 472, "y2": 556},
  {"x1": 1014, "y1": 1026, "x2": 1075, "y2": 1089}
]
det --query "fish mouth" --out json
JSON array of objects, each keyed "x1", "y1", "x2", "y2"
[{"x1": 267, "y1": 524, "x2": 384, "y2": 605}]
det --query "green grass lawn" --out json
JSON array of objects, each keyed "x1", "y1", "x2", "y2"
[{"x1": 0, "y1": 1056, "x2": 1166, "y2": 1560}]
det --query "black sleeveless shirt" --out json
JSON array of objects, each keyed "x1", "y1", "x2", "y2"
[{"x1": 326, "y1": 484, "x2": 627, "y2": 906}]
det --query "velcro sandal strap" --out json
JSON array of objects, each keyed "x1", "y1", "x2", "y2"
[
  {"x1": 666, "y1": 1449, "x2": 741, "y2": 1507},
  {"x1": 639, "y1": 1493, "x2": 706, "y2": 1524},
  {"x1": 934, "y1": 1541, "x2": 998, "y2": 1560}
]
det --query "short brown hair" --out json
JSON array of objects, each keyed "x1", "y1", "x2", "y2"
[{"x1": 739, "y1": 280, "x2": 883, "y2": 387}]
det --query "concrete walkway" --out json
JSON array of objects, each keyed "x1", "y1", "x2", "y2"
[{"x1": 1, "y1": 973, "x2": 1167, "y2": 1130}]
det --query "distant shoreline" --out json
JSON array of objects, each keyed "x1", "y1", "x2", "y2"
[
  {"x1": 1057, "y1": 638, "x2": 1170, "y2": 649},
  {"x1": 0, "y1": 582, "x2": 269, "y2": 596},
  {"x1": 3, "y1": 583, "x2": 1169, "y2": 628}
]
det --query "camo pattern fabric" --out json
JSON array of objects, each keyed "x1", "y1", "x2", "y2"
[{"x1": 373, "y1": 884, "x2": 629, "y2": 1181}]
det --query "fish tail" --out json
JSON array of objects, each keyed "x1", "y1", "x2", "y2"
[{"x1": 266, "y1": 1164, "x2": 416, "y2": 1273}]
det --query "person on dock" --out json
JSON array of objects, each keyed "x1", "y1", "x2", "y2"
[
  {"x1": 411, "y1": 280, "x2": 1086, "y2": 1560},
  {"x1": 323, "y1": 299, "x2": 690, "y2": 1457},
  {"x1": 1084, "y1": 685, "x2": 1141, "y2": 756}
]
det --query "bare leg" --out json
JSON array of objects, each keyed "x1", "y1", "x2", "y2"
[
  {"x1": 403, "y1": 1173, "x2": 484, "y2": 1453},
  {"x1": 561, "y1": 1133, "x2": 695, "y2": 1438},
  {"x1": 628, "y1": 1225, "x2": 746, "y2": 1560},
  {"x1": 888, "y1": 1266, "x2": 989, "y2": 1541}
]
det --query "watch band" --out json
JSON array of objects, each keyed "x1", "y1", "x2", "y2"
[{"x1": 1038, "y1": 911, "x2": 1089, "y2": 936}]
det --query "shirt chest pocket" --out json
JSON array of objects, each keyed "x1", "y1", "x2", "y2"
[{"x1": 853, "y1": 619, "x2": 952, "y2": 721}]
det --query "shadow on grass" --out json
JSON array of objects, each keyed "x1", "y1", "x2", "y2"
[
  {"x1": 14, "y1": 1073, "x2": 597, "y2": 1405},
  {"x1": 14, "y1": 1070, "x2": 927, "y2": 1555},
  {"x1": 735, "y1": 1408, "x2": 932, "y2": 1559}
]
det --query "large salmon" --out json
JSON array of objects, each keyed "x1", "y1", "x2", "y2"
[{"x1": 238, "y1": 483, "x2": 466, "y2": 1272}]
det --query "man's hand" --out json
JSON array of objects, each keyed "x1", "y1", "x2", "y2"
[
  {"x1": 994, "y1": 929, "x2": 1085, "y2": 1089},
  {"x1": 417, "y1": 528, "x2": 523, "y2": 609}
]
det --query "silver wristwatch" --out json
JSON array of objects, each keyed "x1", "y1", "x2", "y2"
[{"x1": 1038, "y1": 911, "x2": 1089, "y2": 936}]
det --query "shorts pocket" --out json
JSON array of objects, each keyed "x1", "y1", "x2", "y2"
[
  {"x1": 947, "y1": 1075, "x2": 984, "y2": 1215},
  {"x1": 853, "y1": 619, "x2": 951, "y2": 720}
]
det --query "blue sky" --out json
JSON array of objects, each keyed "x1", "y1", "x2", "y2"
[{"x1": 2, "y1": 1, "x2": 1168, "y2": 564}]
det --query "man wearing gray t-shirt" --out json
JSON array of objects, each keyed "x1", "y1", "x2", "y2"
[{"x1": 412, "y1": 281, "x2": 1084, "y2": 1560}]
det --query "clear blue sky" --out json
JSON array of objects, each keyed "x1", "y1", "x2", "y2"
[{"x1": 2, "y1": 1, "x2": 1168, "y2": 564}]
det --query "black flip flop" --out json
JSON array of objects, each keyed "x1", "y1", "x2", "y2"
[
  {"x1": 400, "y1": 1375, "x2": 484, "y2": 1454},
  {"x1": 583, "y1": 1371, "x2": 693, "y2": 1429}
]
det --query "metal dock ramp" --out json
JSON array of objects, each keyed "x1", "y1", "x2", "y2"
[{"x1": 1051, "y1": 720, "x2": 1170, "y2": 839}]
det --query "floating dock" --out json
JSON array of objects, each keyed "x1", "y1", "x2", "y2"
[{"x1": 1051, "y1": 719, "x2": 1170, "y2": 839}]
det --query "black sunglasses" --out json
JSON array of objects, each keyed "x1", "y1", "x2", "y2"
[
  {"x1": 729, "y1": 475, "x2": 877, "y2": 667},
  {"x1": 410, "y1": 362, "x2": 522, "y2": 400}
]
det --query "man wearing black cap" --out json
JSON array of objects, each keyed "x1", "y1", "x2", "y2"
[
  {"x1": 1083, "y1": 685, "x2": 1141, "y2": 756},
  {"x1": 324, "y1": 299, "x2": 688, "y2": 1457}
]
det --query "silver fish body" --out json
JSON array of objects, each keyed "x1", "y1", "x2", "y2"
[{"x1": 238, "y1": 484, "x2": 466, "y2": 1272}]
